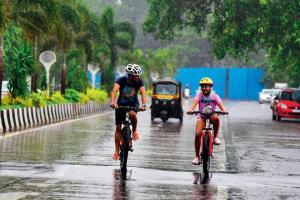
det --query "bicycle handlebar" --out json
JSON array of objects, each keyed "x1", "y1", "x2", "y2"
[
  {"x1": 116, "y1": 106, "x2": 145, "y2": 112},
  {"x1": 187, "y1": 111, "x2": 229, "y2": 116}
]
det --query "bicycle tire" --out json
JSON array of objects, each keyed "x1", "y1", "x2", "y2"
[
  {"x1": 202, "y1": 133, "x2": 210, "y2": 176},
  {"x1": 120, "y1": 126, "x2": 131, "y2": 179}
]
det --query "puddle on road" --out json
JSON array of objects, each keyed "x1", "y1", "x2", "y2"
[{"x1": 1, "y1": 163, "x2": 300, "y2": 199}]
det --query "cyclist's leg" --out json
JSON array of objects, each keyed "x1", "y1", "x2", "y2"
[
  {"x1": 113, "y1": 125, "x2": 122, "y2": 160},
  {"x1": 113, "y1": 109, "x2": 126, "y2": 160},
  {"x1": 128, "y1": 110, "x2": 139, "y2": 141},
  {"x1": 210, "y1": 113, "x2": 221, "y2": 144},
  {"x1": 193, "y1": 119, "x2": 205, "y2": 164}
]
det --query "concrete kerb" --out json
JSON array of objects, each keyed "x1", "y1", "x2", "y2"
[
  {"x1": 32, "y1": 107, "x2": 37, "y2": 126},
  {"x1": 13, "y1": 109, "x2": 20, "y2": 130},
  {"x1": 8, "y1": 109, "x2": 15, "y2": 131},
  {"x1": 18, "y1": 108, "x2": 24, "y2": 128},
  {"x1": 48, "y1": 105, "x2": 53, "y2": 123},
  {"x1": 22, "y1": 107, "x2": 29, "y2": 128},
  {"x1": 45, "y1": 105, "x2": 50, "y2": 124}
]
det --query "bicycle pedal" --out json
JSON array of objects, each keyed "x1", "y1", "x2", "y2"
[{"x1": 130, "y1": 149, "x2": 134, "y2": 152}]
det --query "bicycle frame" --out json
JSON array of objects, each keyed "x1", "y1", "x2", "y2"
[
  {"x1": 117, "y1": 106, "x2": 141, "y2": 179},
  {"x1": 187, "y1": 110, "x2": 228, "y2": 183},
  {"x1": 200, "y1": 118, "x2": 214, "y2": 157}
]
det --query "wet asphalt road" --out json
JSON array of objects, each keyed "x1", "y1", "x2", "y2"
[{"x1": 0, "y1": 100, "x2": 299, "y2": 199}]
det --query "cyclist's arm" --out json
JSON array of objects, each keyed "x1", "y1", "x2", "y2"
[
  {"x1": 215, "y1": 94, "x2": 227, "y2": 112},
  {"x1": 188, "y1": 98, "x2": 199, "y2": 112},
  {"x1": 111, "y1": 83, "x2": 120, "y2": 104},
  {"x1": 218, "y1": 102, "x2": 226, "y2": 112},
  {"x1": 139, "y1": 86, "x2": 147, "y2": 105}
]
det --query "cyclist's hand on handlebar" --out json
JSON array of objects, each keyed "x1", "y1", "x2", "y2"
[
  {"x1": 110, "y1": 103, "x2": 118, "y2": 109},
  {"x1": 187, "y1": 110, "x2": 194, "y2": 115},
  {"x1": 139, "y1": 105, "x2": 146, "y2": 111}
]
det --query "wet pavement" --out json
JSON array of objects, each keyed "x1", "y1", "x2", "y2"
[{"x1": 0, "y1": 101, "x2": 299, "y2": 199}]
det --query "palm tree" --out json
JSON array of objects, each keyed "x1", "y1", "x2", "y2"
[
  {"x1": 100, "y1": 7, "x2": 136, "y2": 88},
  {"x1": 50, "y1": 0, "x2": 82, "y2": 94},
  {"x1": 0, "y1": 0, "x2": 9, "y2": 104},
  {"x1": 94, "y1": 43, "x2": 110, "y2": 86},
  {"x1": 75, "y1": 3, "x2": 103, "y2": 92},
  {"x1": 9, "y1": 0, "x2": 59, "y2": 92}
]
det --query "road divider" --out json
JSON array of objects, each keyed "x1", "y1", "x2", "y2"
[{"x1": 0, "y1": 101, "x2": 110, "y2": 135}]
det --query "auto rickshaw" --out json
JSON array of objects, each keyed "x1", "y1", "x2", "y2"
[{"x1": 150, "y1": 79, "x2": 183, "y2": 123}]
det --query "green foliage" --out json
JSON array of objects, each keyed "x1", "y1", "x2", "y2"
[
  {"x1": 66, "y1": 59, "x2": 87, "y2": 92},
  {"x1": 87, "y1": 88, "x2": 108, "y2": 102},
  {"x1": 64, "y1": 88, "x2": 90, "y2": 104},
  {"x1": 49, "y1": 91, "x2": 68, "y2": 104},
  {"x1": 144, "y1": 0, "x2": 300, "y2": 86},
  {"x1": 14, "y1": 97, "x2": 33, "y2": 107},
  {"x1": 0, "y1": 0, "x2": 9, "y2": 33},
  {"x1": 119, "y1": 47, "x2": 178, "y2": 88},
  {"x1": 114, "y1": 21, "x2": 135, "y2": 50},
  {"x1": 2, "y1": 94, "x2": 12, "y2": 105},
  {"x1": 30, "y1": 93, "x2": 46, "y2": 107},
  {"x1": 64, "y1": 89, "x2": 81, "y2": 102},
  {"x1": 144, "y1": 0, "x2": 211, "y2": 40},
  {"x1": 67, "y1": 48, "x2": 86, "y2": 67},
  {"x1": 79, "y1": 93, "x2": 90, "y2": 104},
  {"x1": 4, "y1": 26, "x2": 34, "y2": 98}
]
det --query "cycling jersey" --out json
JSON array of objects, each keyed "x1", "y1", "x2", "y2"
[
  {"x1": 194, "y1": 91, "x2": 222, "y2": 119},
  {"x1": 116, "y1": 76, "x2": 144, "y2": 107}
]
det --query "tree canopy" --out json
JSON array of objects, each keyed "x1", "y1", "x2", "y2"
[{"x1": 144, "y1": 0, "x2": 300, "y2": 86}]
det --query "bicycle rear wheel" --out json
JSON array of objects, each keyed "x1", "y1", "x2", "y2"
[
  {"x1": 120, "y1": 126, "x2": 131, "y2": 179},
  {"x1": 202, "y1": 133, "x2": 211, "y2": 180}
]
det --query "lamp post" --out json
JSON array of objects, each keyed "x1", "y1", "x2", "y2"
[{"x1": 39, "y1": 51, "x2": 56, "y2": 97}]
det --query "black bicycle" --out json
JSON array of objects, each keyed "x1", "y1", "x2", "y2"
[
  {"x1": 187, "y1": 108, "x2": 228, "y2": 183},
  {"x1": 117, "y1": 106, "x2": 143, "y2": 179}
]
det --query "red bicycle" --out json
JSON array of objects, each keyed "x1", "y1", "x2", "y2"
[{"x1": 187, "y1": 109, "x2": 228, "y2": 183}]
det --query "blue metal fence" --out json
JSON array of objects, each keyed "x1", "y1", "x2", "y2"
[{"x1": 174, "y1": 67, "x2": 264, "y2": 100}]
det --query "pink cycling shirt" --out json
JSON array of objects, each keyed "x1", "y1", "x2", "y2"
[{"x1": 194, "y1": 91, "x2": 222, "y2": 118}]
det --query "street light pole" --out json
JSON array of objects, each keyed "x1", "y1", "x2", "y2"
[{"x1": 39, "y1": 51, "x2": 56, "y2": 97}]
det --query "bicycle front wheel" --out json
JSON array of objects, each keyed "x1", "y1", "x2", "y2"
[
  {"x1": 202, "y1": 133, "x2": 211, "y2": 176},
  {"x1": 120, "y1": 126, "x2": 131, "y2": 179},
  {"x1": 120, "y1": 149, "x2": 128, "y2": 178}
]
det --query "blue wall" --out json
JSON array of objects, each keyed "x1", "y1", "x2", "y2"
[
  {"x1": 174, "y1": 67, "x2": 227, "y2": 98},
  {"x1": 175, "y1": 67, "x2": 264, "y2": 100}
]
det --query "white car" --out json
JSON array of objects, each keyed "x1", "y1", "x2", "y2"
[{"x1": 259, "y1": 89, "x2": 273, "y2": 103}]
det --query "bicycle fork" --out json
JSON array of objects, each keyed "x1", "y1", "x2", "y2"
[{"x1": 199, "y1": 130, "x2": 214, "y2": 158}]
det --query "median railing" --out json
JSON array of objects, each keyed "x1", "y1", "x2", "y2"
[{"x1": 0, "y1": 101, "x2": 110, "y2": 134}]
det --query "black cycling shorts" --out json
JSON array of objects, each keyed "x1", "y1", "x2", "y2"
[{"x1": 115, "y1": 108, "x2": 137, "y2": 125}]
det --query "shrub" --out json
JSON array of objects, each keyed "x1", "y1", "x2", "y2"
[
  {"x1": 30, "y1": 93, "x2": 46, "y2": 107},
  {"x1": 2, "y1": 94, "x2": 13, "y2": 105},
  {"x1": 66, "y1": 59, "x2": 87, "y2": 92},
  {"x1": 87, "y1": 88, "x2": 108, "y2": 103},
  {"x1": 64, "y1": 89, "x2": 81, "y2": 102},
  {"x1": 79, "y1": 93, "x2": 90, "y2": 104},
  {"x1": 14, "y1": 97, "x2": 33, "y2": 107},
  {"x1": 50, "y1": 91, "x2": 68, "y2": 104}
]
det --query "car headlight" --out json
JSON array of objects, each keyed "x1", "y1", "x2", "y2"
[
  {"x1": 155, "y1": 100, "x2": 159, "y2": 104},
  {"x1": 170, "y1": 100, "x2": 175, "y2": 105},
  {"x1": 281, "y1": 104, "x2": 287, "y2": 109}
]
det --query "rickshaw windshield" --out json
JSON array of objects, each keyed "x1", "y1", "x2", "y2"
[{"x1": 154, "y1": 84, "x2": 177, "y2": 95}]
